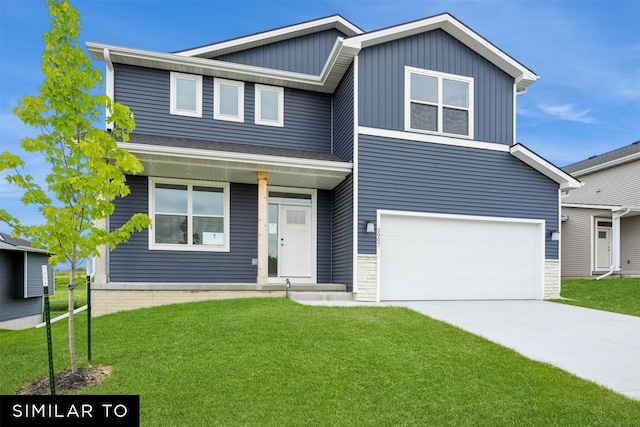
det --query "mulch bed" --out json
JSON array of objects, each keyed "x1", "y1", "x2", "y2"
[{"x1": 16, "y1": 365, "x2": 111, "y2": 395}]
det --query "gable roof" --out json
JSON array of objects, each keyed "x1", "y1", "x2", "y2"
[
  {"x1": 87, "y1": 12, "x2": 538, "y2": 94},
  {"x1": 510, "y1": 144, "x2": 582, "y2": 192},
  {"x1": 174, "y1": 14, "x2": 363, "y2": 58},
  {"x1": 563, "y1": 141, "x2": 640, "y2": 177},
  {"x1": 0, "y1": 232, "x2": 49, "y2": 254}
]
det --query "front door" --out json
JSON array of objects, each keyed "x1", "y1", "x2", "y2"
[
  {"x1": 595, "y1": 226, "x2": 612, "y2": 270},
  {"x1": 279, "y1": 205, "x2": 312, "y2": 277}
]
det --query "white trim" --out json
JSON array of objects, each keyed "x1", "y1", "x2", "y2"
[
  {"x1": 593, "y1": 216, "x2": 613, "y2": 272},
  {"x1": 214, "y1": 78, "x2": 244, "y2": 123},
  {"x1": 23, "y1": 252, "x2": 28, "y2": 298},
  {"x1": 352, "y1": 54, "x2": 359, "y2": 293},
  {"x1": 343, "y1": 13, "x2": 538, "y2": 90},
  {"x1": 590, "y1": 214, "x2": 595, "y2": 273},
  {"x1": 169, "y1": 72, "x2": 202, "y2": 118},
  {"x1": 104, "y1": 48, "x2": 115, "y2": 131},
  {"x1": 376, "y1": 209, "x2": 546, "y2": 302},
  {"x1": 266, "y1": 186, "x2": 317, "y2": 284},
  {"x1": 512, "y1": 83, "x2": 517, "y2": 144},
  {"x1": 569, "y1": 151, "x2": 640, "y2": 177},
  {"x1": 254, "y1": 84, "x2": 284, "y2": 127},
  {"x1": 121, "y1": 142, "x2": 352, "y2": 173},
  {"x1": 358, "y1": 126, "x2": 509, "y2": 152},
  {"x1": 404, "y1": 66, "x2": 474, "y2": 139},
  {"x1": 175, "y1": 15, "x2": 363, "y2": 57},
  {"x1": 148, "y1": 177, "x2": 230, "y2": 252},
  {"x1": 561, "y1": 203, "x2": 625, "y2": 210},
  {"x1": 510, "y1": 144, "x2": 582, "y2": 190}
]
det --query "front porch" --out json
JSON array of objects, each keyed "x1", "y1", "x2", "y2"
[{"x1": 91, "y1": 282, "x2": 347, "y2": 316}]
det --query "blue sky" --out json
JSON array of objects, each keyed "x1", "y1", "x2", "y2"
[{"x1": 1, "y1": 0, "x2": 639, "y2": 233}]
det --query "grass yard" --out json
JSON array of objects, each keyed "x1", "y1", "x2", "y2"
[
  {"x1": 555, "y1": 277, "x2": 640, "y2": 317},
  {"x1": 1, "y1": 298, "x2": 639, "y2": 426},
  {"x1": 49, "y1": 269, "x2": 87, "y2": 317}
]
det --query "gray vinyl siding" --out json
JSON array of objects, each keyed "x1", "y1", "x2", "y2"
[
  {"x1": 114, "y1": 64, "x2": 332, "y2": 153},
  {"x1": 332, "y1": 63, "x2": 354, "y2": 161},
  {"x1": 212, "y1": 29, "x2": 345, "y2": 75},
  {"x1": 110, "y1": 175, "x2": 335, "y2": 283},
  {"x1": 560, "y1": 207, "x2": 612, "y2": 277},
  {"x1": 317, "y1": 190, "x2": 332, "y2": 283},
  {"x1": 358, "y1": 135, "x2": 558, "y2": 258},
  {"x1": 331, "y1": 174, "x2": 353, "y2": 289},
  {"x1": 25, "y1": 253, "x2": 51, "y2": 298},
  {"x1": 621, "y1": 216, "x2": 640, "y2": 276},
  {"x1": 0, "y1": 251, "x2": 42, "y2": 322},
  {"x1": 358, "y1": 29, "x2": 514, "y2": 145},
  {"x1": 562, "y1": 160, "x2": 640, "y2": 206},
  {"x1": 110, "y1": 176, "x2": 258, "y2": 283}
]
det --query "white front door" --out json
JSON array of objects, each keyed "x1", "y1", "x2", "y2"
[
  {"x1": 279, "y1": 205, "x2": 312, "y2": 277},
  {"x1": 596, "y1": 226, "x2": 612, "y2": 270}
]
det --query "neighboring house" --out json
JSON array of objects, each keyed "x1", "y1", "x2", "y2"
[
  {"x1": 561, "y1": 141, "x2": 640, "y2": 278},
  {"x1": 0, "y1": 233, "x2": 53, "y2": 330},
  {"x1": 86, "y1": 13, "x2": 580, "y2": 315}
]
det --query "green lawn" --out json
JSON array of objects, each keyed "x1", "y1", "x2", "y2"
[
  {"x1": 556, "y1": 278, "x2": 640, "y2": 317},
  {"x1": 49, "y1": 269, "x2": 88, "y2": 317},
  {"x1": 1, "y1": 298, "x2": 639, "y2": 426}
]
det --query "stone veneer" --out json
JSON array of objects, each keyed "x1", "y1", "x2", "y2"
[{"x1": 544, "y1": 259, "x2": 561, "y2": 299}]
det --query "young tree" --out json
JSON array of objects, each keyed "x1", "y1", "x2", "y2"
[{"x1": 0, "y1": 0, "x2": 150, "y2": 373}]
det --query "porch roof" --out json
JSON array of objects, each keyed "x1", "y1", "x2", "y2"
[{"x1": 120, "y1": 134, "x2": 353, "y2": 190}]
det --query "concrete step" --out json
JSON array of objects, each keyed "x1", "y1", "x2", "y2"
[{"x1": 288, "y1": 291, "x2": 354, "y2": 302}]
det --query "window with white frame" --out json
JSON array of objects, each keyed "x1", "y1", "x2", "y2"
[
  {"x1": 150, "y1": 178, "x2": 230, "y2": 251},
  {"x1": 255, "y1": 84, "x2": 284, "y2": 127},
  {"x1": 170, "y1": 72, "x2": 202, "y2": 117},
  {"x1": 214, "y1": 78, "x2": 244, "y2": 122},
  {"x1": 405, "y1": 67, "x2": 473, "y2": 138}
]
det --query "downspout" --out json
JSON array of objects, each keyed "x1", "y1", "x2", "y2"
[
  {"x1": 596, "y1": 207, "x2": 630, "y2": 280},
  {"x1": 104, "y1": 48, "x2": 114, "y2": 131}
]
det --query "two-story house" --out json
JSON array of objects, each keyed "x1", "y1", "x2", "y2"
[
  {"x1": 561, "y1": 141, "x2": 640, "y2": 278},
  {"x1": 86, "y1": 13, "x2": 580, "y2": 315}
]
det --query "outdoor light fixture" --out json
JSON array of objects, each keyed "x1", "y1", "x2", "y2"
[
  {"x1": 550, "y1": 230, "x2": 560, "y2": 241},
  {"x1": 366, "y1": 220, "x2": 376, "y2": 233}
]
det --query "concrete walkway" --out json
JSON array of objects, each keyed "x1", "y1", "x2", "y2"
[{"x1": 295, "y1": 299, "x2": 640, "y2": 400}]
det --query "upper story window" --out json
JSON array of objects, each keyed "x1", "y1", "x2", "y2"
[
  {"x1": 255, "y1": 84, "x2": 284, "y2": 127},
  {"x1": 149, "y1": 178, "x2": 230, "y2": 252},
  {"x1": 405, "y1": 67, "x2": 474, "y2": 138},
  {"x1": 170, "y1": 72, "x2": 203, "y2": 117},
  {"x1": 214, "y1": 78, "x2": 244, "y2": 123}
]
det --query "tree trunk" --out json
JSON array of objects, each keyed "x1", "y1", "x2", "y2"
[{"x1": 68, "y1": 264, "x2": 78, "y2": 374}]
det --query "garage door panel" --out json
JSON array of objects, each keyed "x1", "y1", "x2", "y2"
[{"x1": 379, "y1": 213, "x2": 543, "y2": 301}]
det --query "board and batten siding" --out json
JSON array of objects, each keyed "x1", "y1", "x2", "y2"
[
  {"x1": 358, "y1": 29, "x2": 514, "y2": 145},
  {"x1": 114, "y1": 64, "x2": 332, "y2": 153},
  {"x1": 110, "y1": 175, "x2": 335, "y2": 283},
  {"x1": 331, "y1": 174, "x2": 353, "y2": 289},
  {"x1": 0, "y1": 251, "x2": 42, "y2": 322},
  {"x1": 332, "y1": 63, "x2": 354, "y2": 161},
  {"x1": 212, "y1": 29, "x2": 346, "y2": 76},
  {"x1": 357, "y1": 134, "x2": 559, "y2": 258},
  {"x1": 562, "y1": 159, "x2": 640, "y2": 206}
]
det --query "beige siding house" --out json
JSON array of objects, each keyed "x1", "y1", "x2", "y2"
[{"x1": 561, "y1": 141, "x2": 640, "y2": 278}]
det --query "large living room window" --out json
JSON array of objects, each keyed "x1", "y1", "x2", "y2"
[
  {"x1": 170, "y1": 72, "x2": 202, "y2": 117},
  {"x1": 149, "y1": 178, "x2": 230, "y2": 251},
  {"x1": 405, "y1": 66, "x2": 473, "y2": 138}
]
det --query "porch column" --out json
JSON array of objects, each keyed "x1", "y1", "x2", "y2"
[
  {"x1": 94, "y1": 218, "x2": 108, "y2": 284},
  {"x1": 257, "y1": 171, "x2": 269, "y2": 285}
]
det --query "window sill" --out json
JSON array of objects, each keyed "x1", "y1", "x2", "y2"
[{"x1": 149, "y1": 244, "x2": 230, "y2": 253}]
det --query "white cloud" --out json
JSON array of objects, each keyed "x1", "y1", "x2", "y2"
[{"x1": 539, "y1": 104, "x2": 596, "y2": 124}]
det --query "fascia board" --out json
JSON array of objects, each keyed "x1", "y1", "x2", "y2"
[
  {"x1": 344, "y1": 13, "x2": 539, "y2": 88},
  {"x1": 174, "y1": 15, "x2": 363, "y2": 58},
  {"x1": 510, "y1": 144, "x2": 582, "y2": 190},
  {"x1": 120, "y1": 142, "x2": 353, "y2": 173},
  {"x1": 569, "y1": 152, "x2": 640, "y2": 177}
]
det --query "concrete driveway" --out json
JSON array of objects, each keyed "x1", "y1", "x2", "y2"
[{"x1": 295, "y1": 298, "x2": 640, "y2": 400}]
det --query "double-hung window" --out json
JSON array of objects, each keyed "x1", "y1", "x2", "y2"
[
  {"x1": 150, "y1": 178, "x2": 230, "y2": 252},
  {"x1": 405, "y1": 67, "x2": 473, "y2": 138},
  {"x1": 214, "y1": 78, "x2": 244, "y2": 122},
  {"x1": 170, "y1": 72, "x2": 202, "y2": 117},
  {"x1": 255, "y1": 84, "x2": 284, "y2": 127}
]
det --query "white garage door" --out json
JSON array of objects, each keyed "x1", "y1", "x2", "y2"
[{"x1": 379, "y1": 212, "x2": 544, "y2": 300}]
